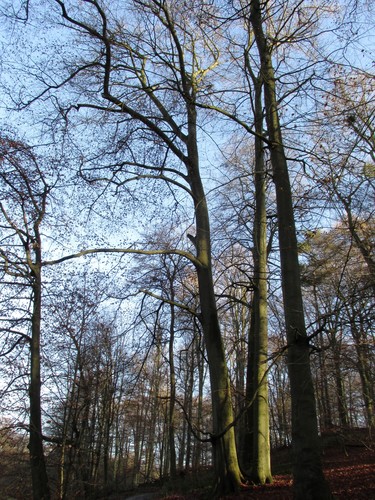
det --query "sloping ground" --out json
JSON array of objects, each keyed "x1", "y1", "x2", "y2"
[
  {"x1": 0, "y1": 434, "x2": 373, "y2": 498},
  {"x1": 322, "y1": 445, "x2": 375, "y2": 499},
  {"x1": 220, "y1": 445, "x2": 375, "y2": 499},
  {"x1": 123, "y1": 441, "x2": 374, "y2": 499}
]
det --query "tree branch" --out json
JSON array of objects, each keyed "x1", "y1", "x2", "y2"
[{"x1": 43, "y1": 246, "x2": 201, "y2": 268}]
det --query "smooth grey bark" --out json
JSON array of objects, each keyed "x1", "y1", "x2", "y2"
[
  {"x1": 244, "y1": 75, "x2": 272, "y2": 484},
  {"x1": 249, "y1": 1, "x2": 331, "y2": 497},
  {"x1": 186, "y1": 103, "x2": 243, "y2": 493}
]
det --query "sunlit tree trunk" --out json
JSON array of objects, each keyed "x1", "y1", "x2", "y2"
[
  {"x1": 50, "y1": 0, "x2": 243, "y2": 492},
  {"x1": 168, "y1": 284, "x2": 177, "y2": 477},
  {"x1": 249, "y1": 1, "x2": 331, "y2": 497},
  {"x1": 186, "y1": 103, "x2": 243, "y2": 493},
  {"x1": 244, "y1": 74, "x2": 272, "y2": 484}
]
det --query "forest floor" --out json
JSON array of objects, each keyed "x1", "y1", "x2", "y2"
[
  {"x1": 221, "y1": 445, "x2": 375, "y2": 499},
  {"x1": 122, "y1": 439, "x2": 375, "y2": 499},
  {"x1": 1, "y1": 431, "x2": 373, "y2": 498}
]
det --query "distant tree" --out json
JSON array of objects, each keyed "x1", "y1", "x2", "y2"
[
  {"x1": 46, "y1": 276, "x2": 134, "y2": 497},
  {"x1": 301, "y1": 226, "x2": 375, "y2": 430},
  {"x1": 310, "y1": 69, "x2": 375, "y2": 289}
]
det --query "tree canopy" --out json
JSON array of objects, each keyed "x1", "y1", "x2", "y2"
[{"x1": 0, "y1": 1, "x2": 374, "y2": 499}]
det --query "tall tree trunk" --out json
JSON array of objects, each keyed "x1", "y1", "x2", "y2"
[
  {"x1": 331, "y1": 334, "x2": 349, "y2": 428},
  {"x1": 313, "y1": 290, "x2": 333, "y2": 431},
  {"x1": 186, "y1": 104, "x2": 243, "y2": 494},
  {"x1": 347, "y1": 307, "x2": 375, "y2": 430},
  {"x1": 53, "y1": 1, "x2": 243, "y2": 490},
  {"x1": 249, "y1": 2, "x2": 331, "y2": 497},
  {"x1": 168, "y1": 288, "x2": 177, "y2": 477},
  {"x1": 192, "y1": 326, "x2": 204, "y2": 470},
  {"x1": 244, "y1": 75, "x2": 272, "y2": 484},
  {"x1": 29, "y1": 246, "x2": 51, "y2": 500}
]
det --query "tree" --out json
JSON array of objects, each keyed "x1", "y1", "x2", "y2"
[
  {"x1": 244, "y1": 74, "x2": 272, "y2": 484},
  {"x1": 211, "y1": 91, "x2": 273, "y2": 483},
  {"x1": 33, "y1": 0, "x2": 243, "y2": 493},
  {"x1": 301, "y1": 226, "x2": 375, "y2": 430},
  {"x1": 246, "y1": 1, "x2": 331, "y2": 497},
  {"x1": 202, "y1": 0, "x2": 330, "y2": 494},
  {"x1": 0, "y1": 136, "x2": 51, "y2": 499},
  {"x1": 310, "y1": 68, "x2": 375, "y2": 289}
]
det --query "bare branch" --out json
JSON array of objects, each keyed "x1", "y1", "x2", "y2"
[{"x1": 43, "y1": 246, "x2": 200, "y2": 268}]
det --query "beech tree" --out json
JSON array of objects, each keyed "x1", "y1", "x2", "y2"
[
  {"x1": 200, "y1": 0, "x2": 331, "y2": 494},
  {"x1": 200, "y1": 0, "x2": 335, "y2": 496},
  {"x1": 1, "y1": 0, "x2": 374, "y2": 497},
  {"x1": 248, "y1": 3, "x2": 331, "y2": 496},
  {"x1": 244, "y1": 76, "x2": 272, "y2": 484},
  {"x1": 27, "y1": 1, "x2": 243, "y2": 492},
  {"x1": 213, "y1": 127, "x2": 273, "y2": 483},
  {"x1": 0, "y1": 136, "x2": 51, "y2": 499}
]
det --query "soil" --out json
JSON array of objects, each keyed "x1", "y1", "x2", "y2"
[
  {"x1": 122, "y1": 441, "x2": 375, "y2": 499},
  {"x1": 1, "y1": 432, "x2": 373, "y2": 499},
  {"x1": 221, "y1": 445, "x2": 375, "y2": 499}
]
